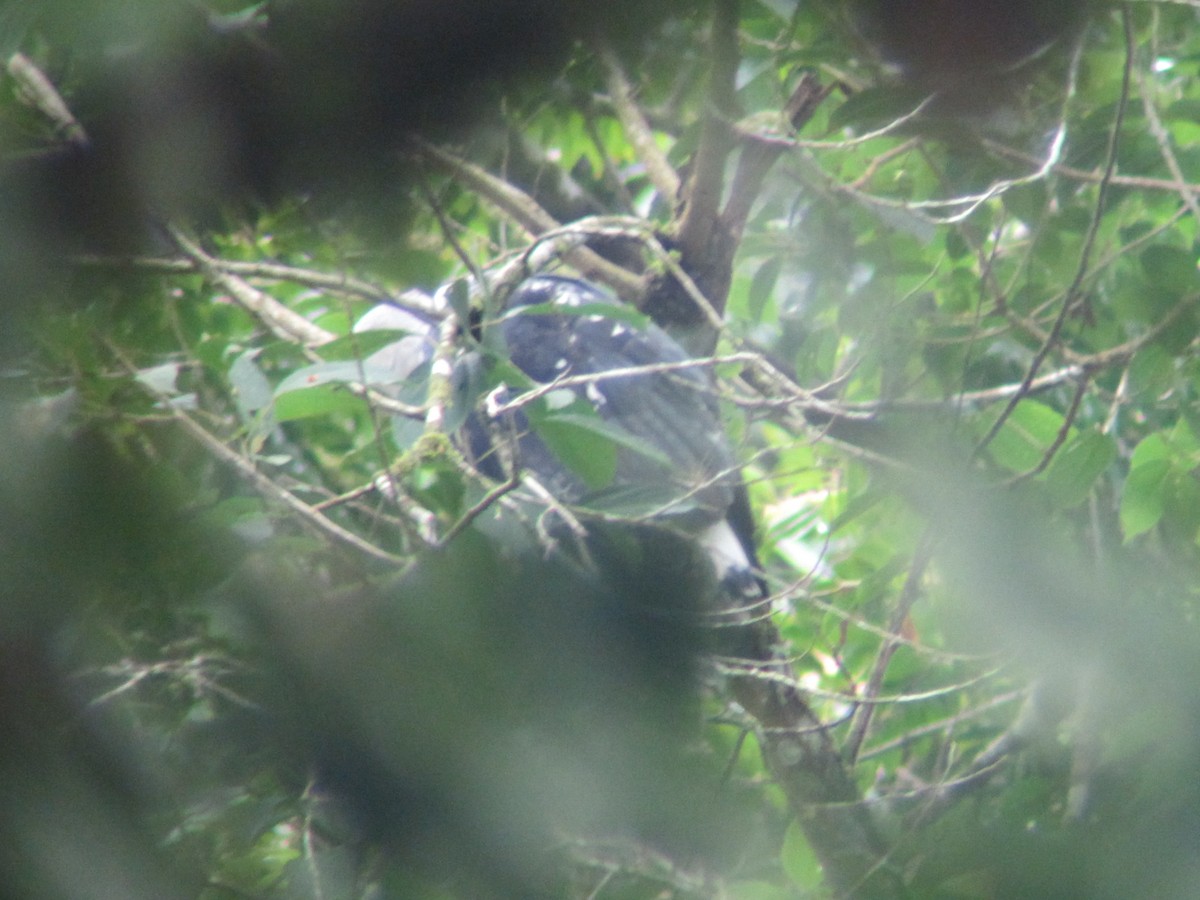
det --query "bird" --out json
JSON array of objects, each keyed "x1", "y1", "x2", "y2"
[
  {"x1": 471, "y1": 276, "x2": 760, "y2": 580},
  {"x1": 356, "y1": 274, "x2": 773, "y2": 653},
  {"x1": 349, "y1": 275, "x2": 875, "y2": 884}
]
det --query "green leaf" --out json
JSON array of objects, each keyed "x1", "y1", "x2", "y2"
[
  {"x1": 275, "y1": 360, "x2": 395, "y2": 395},
  {"x1": 1127, "y1": 345, "x2": 1176, "y2": 399},
  {"x1": 406, "y1": 458, "x2": 465, "y2": 518},
  {"x1": 273, "y1": 384, "x2": 364, "y2": 422},
  {"x1": 316, "y1": 328, "x2": 424, "y2": 362},
  {"x1": 528, "y1": 413, "x2": 618, "y2": 490},
  {"x1": 1002, "y1": 182, "x2": 1049, "y2": 225},
  {"x1": 748, "y1": 256, "x2": 782, "y2": 322},
  {"x1": 727, "y1": 882, "x2": 795, "y2": 900},
  {"x1": 1164, "y1": 470, "x2": 1200, "y2": 541},
  {"x1": 1121, "y1": 458, "x2": 1171, "y2": 541},
  {"x1": 1169, "y1": 416, "x2": 1200, "y2": 456},
  {"x1": 135, "y1": 361, "x2": 182, "y2": 396},
  {"x1": 229, "y1": 350, "x2": 276, "y2": 446},
  {"x1": 208, "y1": 2, "x2": 268, "y2": 31},
  {"x1": 984, "y1": 401, "x2": 1067, "y2": 473},
  {"x1": 229, "y1": 349, "x2": 273, "y2": 419},
  {"x1": 1129, "y1": 433, "x2": 1170, "y2": 469},
  {"x1": 1165, "y1": 98, "x2": 1200, "y2": 122},
  {"x1": 780, "y1": 819, "x2": 823, "y2": 891},
  {"x1": 525, "y1": 395, "x2": 673, "y2": 489},
  {"x1": 945, "y1": 229, "x2": 970, "y2": 260},
  {"x1": 1044, "y1": 430, "x2": 1116, "y2": 508}
]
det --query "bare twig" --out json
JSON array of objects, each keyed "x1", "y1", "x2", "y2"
[
  {"x1": 845, "y1": 532, "x2": 935, "y2": 764},
  {"x1": 723, "y1": 72, "x2": 834, "y2": 248},
  {"x1": 75, "y1": 252, "x2": 446, "y2": 318},
  {"x1": 411, "y1": 137, "x2": 643, "y2": 300},
  {"x1": 738, "y1": 95, "x2": 933, "y2": 151},
  {"x1": 1002, "y1": 375, "x2": 1089, "y2": 485},
  {"x1": 169, "y1": 407, "x2": 405, "y2": 565},
  {"x1": 673, "y1": 0, "x2": 740, "y2": 278},
  {"x1": 1136, "y1": 62, "x2": 1200, "y2": 225},
  {"x1": 436, "y1": 474, "x2": 520, "y2": 548},
  {"x1": 168, "y1": 226, "x2": 338, "y2": 347},
  {"x1": 858, "y1": 690, "x2": 1022, "y2": 762},
  {"x1": 7, "y1": 53, "x2": 89, "y2": 145},
  {"x1": 424, "y1": 314, "x2": 459, "y2": 435},
  {"x1": 914, "y1": 680, "x2": 1072, "y2": 823},
  {"x1": 642, "y1": 231, "x2": 730, "y2": 333},
  {"x1": 982, "y1": 139, "x2": 1200, "y2": 194},
  {"x1": 599, "y1": 43, "x2": 680, "y2": 206},
  {"x1": 486, "y1": 352, "x2": 760, "y2": 417},
  {"x1": 974, "y1": 11, "x2": 1132, "y2": 457},
  {"x1": 850, "y1": 138, "x2": 921, "y2": 190}
]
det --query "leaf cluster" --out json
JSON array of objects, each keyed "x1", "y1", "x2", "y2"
[{"x1": 6, "y1": 2, "x2": 1200, "y2": 898}]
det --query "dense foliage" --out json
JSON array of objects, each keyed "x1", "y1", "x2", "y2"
[{"x1": 5, "y1": 1, "x2": 1200, "y2": 897}]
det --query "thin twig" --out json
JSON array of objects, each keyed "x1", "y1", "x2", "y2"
[
  {"x1": 168, "y1": 226, "x2": 337, "y2": 347},
  {"x1": 436, "y1": 474, "x2": 520, "y2": 548},
  {"x1": 169, "y1": 407, "x2": 405, "y2": 564},
  {"x1": 845, "y1": 532, "x2": 935, "y2": 764},
  {"x1": 858, "y1": 690, "x2": 1023, "y2": 762},
  {"x1": 424, "y1": 314, "x2": 458, "y2": 435},
  {"x1": 1002, "y1": 374, "x2": 1089, "y2": 485},
  {"x1": 487, "y1": 352, "x2": 760, "y2": 417},
  {"x1": 850, "y1": 138, "x2": 920, "y2": 190},
  {"x1": 599, "y1": 42, "x2": 680, "y2": 206},
  {"x1": 974, "y1": 12, "x2": 1132, "y2": 457},
  {"x1": 75, "y1": 252, "x2": 446, "y2": 318},
  {"x1": 983, "y1": 138, "x2": 1200, "y2": 194},
  {"x1": 1136, "y1": 61, "x2": 1200, "y2": 225},
  {"x1": 411, "y1": 137, "x2": 643, "y2": 301},
  {"x1": 7, "y1": 53, "x2": 89, "y2": 145},
  {"x1": 673, "y1": 0, "x2": 741, "y2": 273}
]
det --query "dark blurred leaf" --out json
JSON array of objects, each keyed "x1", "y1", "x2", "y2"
[
  {"x1": 827, "y1": 86, "x2": 926, "y2": 132},
  {"x1": 1140, "y1": 245, "x2": 1197, "y2": 295}
]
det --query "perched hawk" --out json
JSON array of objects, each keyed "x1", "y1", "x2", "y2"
[{"x1": 358, "y1": 274, "x2": 765, "y2": 605}]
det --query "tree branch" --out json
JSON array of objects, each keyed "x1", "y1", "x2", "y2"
[
  {"x1": 724, "y1": 625, "x2": 906, "y2": 898},
  {"x1": 722, "y1": 73, "x2": 834, "y2": 247},
  {"x1": 168, "y1": 227, "x2": 338, "y2": 347},
  {"x1": 7, "y1": 53, "x2": 89, "y2": 146},
  {"x1": 411, "y1": 138, "x2": 643, "y2": 301},
  {"x1": 845, "y1": 533, "x2": 935, "y2": 765},
  {"x1": 167, "y1": 407, "x2": 405, "y2": 565},
  {"x1": 599, "y1": 43, "x2": 680, "y2": 207},
  {"x1": 75, "y1": 252, "x2": 446, "y2": 318},
  {"x1": 670, "y1": 0, "x2": 741, "y2": 312}
]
